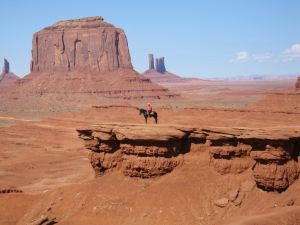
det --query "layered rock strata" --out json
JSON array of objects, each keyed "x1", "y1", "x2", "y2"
[
  {"x1": 77, "y1": 124, "x2": 300, "y2": 192},
  {"x1": 30, "y1": 16, "x2": 133, "y2": 73},
  {"x1": 0, "y1": 17, "x2": 180, "y2": 106}
]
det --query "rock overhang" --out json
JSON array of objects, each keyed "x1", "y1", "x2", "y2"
[{"x1": 77, "y1": 123, "x2": 300, "y2": 192}]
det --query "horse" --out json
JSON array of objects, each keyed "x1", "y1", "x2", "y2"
[{"x1": 137, "y1": 108, "x2": 158, "y2": 124}]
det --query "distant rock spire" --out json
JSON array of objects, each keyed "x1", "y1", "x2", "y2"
[
  {"x1": 296, "y1": 76, "x2": 300, "y2": 92},
  {"x1": 1, "y1": 58, "x2": 10, "y2": 75},
  {"x1": 148, "y1": 54, "x2": 154, "y2": 70},
  {"x1": 155, "y1": 57, "x2": 166, "y2": 74}
]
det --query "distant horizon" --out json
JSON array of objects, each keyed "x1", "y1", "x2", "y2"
[
  {"x1": 0, "y1": 1, "x2": 299, "y2": 79},
  {"x1": 2, "y1": 57, "x2": 299, "y2": 81}
]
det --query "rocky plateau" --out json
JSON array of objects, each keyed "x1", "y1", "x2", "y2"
[{"x1": 77, "y1": 123, "x2": 300, "y2": 192}]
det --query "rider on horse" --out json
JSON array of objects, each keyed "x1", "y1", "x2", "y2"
[{"x1": 147, "y1": 103, "x2": 152, "y2": 118}]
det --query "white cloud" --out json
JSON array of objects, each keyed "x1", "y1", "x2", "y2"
[
  {"x1": 280, "y1": 44, "x2": 300, "y2": 62},
  {"x1": 230, "y1": 52, "x2": 249, "y2": 63},
  {"x1": 252, "y1": 53, "x2": 272, "y2": 62}
]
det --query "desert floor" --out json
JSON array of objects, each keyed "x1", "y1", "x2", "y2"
[{"x1": 0, "y1": 78, "x2": 299, "y2": 225}]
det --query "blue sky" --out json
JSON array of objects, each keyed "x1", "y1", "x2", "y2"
[{"x1": 1, "y1": 0, "x2": 299, "y2": 79}]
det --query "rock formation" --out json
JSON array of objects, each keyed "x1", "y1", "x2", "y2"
[
  {"x1": 30, "y1": 16, "x2": 133, "y2": 73},
  {"x1": 0, "y1": 58, "x2": 19, "y2": 90},
  {"x1": 144, "y1": 54, "x2": 167, "y2": 74},
  {"x1": 155, "y1": 57, "x2": 166, "y2": 74},
  {"x1": 1, "y1": 58, "x2": 9, "y2": 75},
  {"x1": 148, "y1": 54, "x2": 154, "y2": 70},
  {"x1": 0, "y1": 17, "x2": 180, "y2": 107},
  {"x1": 77, "y1": 123, "x2": 300, "y2": 192},
  {"x1": 296, "y1": 76, "x2": 300, "y2": 93},
  {"x1": 143, "y1": 54, "x2": 204, "y2": 83}
]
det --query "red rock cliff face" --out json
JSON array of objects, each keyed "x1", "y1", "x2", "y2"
[
  {"x1": 0, "y1": 17, "x2": 180, "y2": 106},
  {"x1": 30, "y1": 16, "x2": 133, "y2": 73},
  {"x1": 77, "y1": 123, "x2": 300, "y2": 192}
]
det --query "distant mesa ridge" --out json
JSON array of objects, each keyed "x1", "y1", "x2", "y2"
[{"x1": 143, "y1": 54, "x2": 204, "y2": 84}]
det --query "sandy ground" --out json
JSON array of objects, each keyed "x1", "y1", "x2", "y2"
[{"x1": 0, "y1": 79, "x2": 300, "y2": 224}]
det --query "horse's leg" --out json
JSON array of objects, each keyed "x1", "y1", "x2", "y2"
[
  {"x1": 154, "y1": 114, "x2": 157, "y2": 124},
  {"x1": 144, "y1": 114, "x2": 147, "y2": 124}
]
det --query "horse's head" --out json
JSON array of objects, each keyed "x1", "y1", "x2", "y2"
[{"x1": 136, "y1": 108, "x2": 141, "y2": 115}]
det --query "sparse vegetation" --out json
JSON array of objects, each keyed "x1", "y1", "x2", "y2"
[{"x1": 142, "y1": 181, "x2": 150, "y2": 189}]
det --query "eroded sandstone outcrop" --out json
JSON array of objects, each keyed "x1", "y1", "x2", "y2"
[
  {"x1": 30, "y1": 16, "x2": 133, "y2": 73},
  {"x1": 251, "y1": 143, "x2": 299, "y2": 192},
  {"x1": 156, "y1": 57, "x2": 166, "y2": 74},
  {"x1": 1, "y1": 58, "x2": 9, "y2": 75},
  {"x1": 148, "y1": 54, "x2": 154, "y2": 70},
  {"x1": 0, "y1": 58, "x2": 19, "y2": 90},
  {"x1": 77, "y1": 124, "x2": 300, "y2": 192}
]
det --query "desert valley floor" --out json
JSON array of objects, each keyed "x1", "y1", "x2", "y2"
[{"x1": 1, "y1": 78, "x2": 300, "y2": 225}]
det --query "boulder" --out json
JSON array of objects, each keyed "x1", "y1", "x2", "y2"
[
  {"x1": 240, "y1": 180, "x2": 256, "y2": 192},
  {"x1": 226, "y1": 187, "x2": 240, "y2": 201},
  {"x1": 214, "y1": 198, "x2": 229, "y2": 208},
  {"x1": 233, "y1": 191, "x2": 245, "y2": 206},
  {"x1": 253, "y1": 161, "x2": 298, "y2": 191}
]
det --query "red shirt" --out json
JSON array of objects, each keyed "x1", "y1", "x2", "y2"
[{"x1": 147, "y1": 105, "x2": 152, "y2": 111}]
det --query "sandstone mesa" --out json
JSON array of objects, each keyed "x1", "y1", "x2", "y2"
[
  {"x1": 30, "y1": 16, "x2": 132, "y2": 73},
  {"x1": 0, "y1": 17, "x2": 179, "y2": 108}
]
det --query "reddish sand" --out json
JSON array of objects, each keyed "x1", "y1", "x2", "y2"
[{"x1": 0, "y1": 79, "x2": 300, "y2": 225}]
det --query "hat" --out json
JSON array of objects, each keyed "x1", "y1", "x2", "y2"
[{"x1": 148, "y1": 103, "x2": 150, "y2": 105}]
